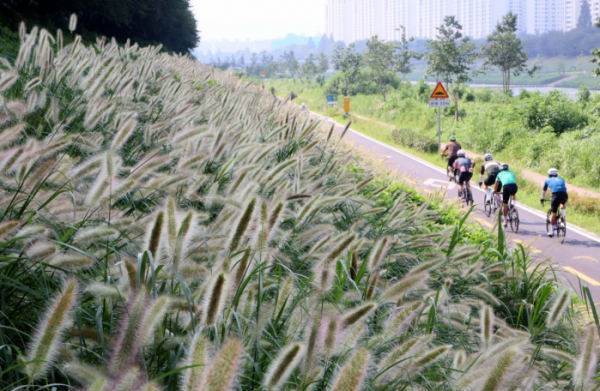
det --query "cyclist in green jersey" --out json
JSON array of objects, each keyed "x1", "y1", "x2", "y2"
[{"x1": 494, "y1": 163, "x2": 518, "y2": 228}]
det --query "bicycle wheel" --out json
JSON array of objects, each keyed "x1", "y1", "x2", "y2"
[
  {"x1": 466, "y1": 186, "x2": 473, "y2": 206},
  {"x1": 558, "y1": 214, "x2": 567, "y2": 239},
  {"x1": 546, "y1": 209, "x2": 552, "y2": 236},
  {"x1": 484, "y1": 194, "x2": 492, "y2": 217},
  {"x1": 447, "y1": 167, "x2": 454, "y2": 182},
  {"x1": 510, "y1": 205, "x2": 519, "y2": 233}
]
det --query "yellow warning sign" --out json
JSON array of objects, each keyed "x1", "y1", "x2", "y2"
[
  {"x1": 430, "y1": 82, "x2": 449, "y2": 99},
  {"x1": 344, "y1": 97, "x2": 350, "y2": 112}
]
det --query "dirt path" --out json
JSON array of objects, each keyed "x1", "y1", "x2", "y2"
[{"x1": 549, "y1": 75, "x2": 577, "y2": 86}]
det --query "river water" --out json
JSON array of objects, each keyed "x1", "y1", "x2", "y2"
[{"x1": 414, "y1": 81, "x2": 584, "y2": 97}]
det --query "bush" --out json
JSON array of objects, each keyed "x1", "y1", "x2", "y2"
[
  {"x1": 520, "y1": 91, "x2": 588, "y2": 133},
  {"x1": 391, "y1": 127, "x2": 438, "y2": 153}
]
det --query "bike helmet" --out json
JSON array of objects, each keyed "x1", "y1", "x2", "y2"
[
  {"x1": 501, "y1": 163, "x2": 510, "y2": 171},
  {"x1": 548, "y1": 168, "x2": 559, "y2": 177},
  {"x1": 457, "y1": 150, "x2": 466, "y2": 157},
  {"x1": 449, "y1": 135, "x2": 456, "y2": 141},
  {"x1": 484, "y1": 153, "x2": 493, "y2": 161}
]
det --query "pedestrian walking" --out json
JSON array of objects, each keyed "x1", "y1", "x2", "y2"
[
  {"x1": 291, "y1": 91, "x2": 297, "y2": 101},
  {"x1": 271, "y1": 86, "x2": 275, "y2": 95}
]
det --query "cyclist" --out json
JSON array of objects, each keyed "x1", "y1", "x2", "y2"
[
  {"x1": 494, "y1": 163, "x2": 518, "y2": 228},
  {"x1": 479, "y1": 153, "x2": 501, "y2": 202},
  {"x1": 440, "y1": 136, "x2": 461, "y2": 180},
  {"x1": 540, "y1": 168, "x2": 568, "y2": 237},
  {"x1": 453, "y1": 150, "x2": 475, "y2": 198}
]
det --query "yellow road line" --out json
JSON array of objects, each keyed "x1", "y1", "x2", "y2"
[
  {"x1": 562, "y1": 266, "x2": 600, "y2": 286},
  {"x1": 512, "y1": 238, "x2": 542, "y2": 254},
  {"x1": 475, "y1": 218, "x2": 492, "y2": 228}
]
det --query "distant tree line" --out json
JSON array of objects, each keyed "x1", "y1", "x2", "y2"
[{"x1": 0, "y1": 0, "x2": 199, "y2": 53}]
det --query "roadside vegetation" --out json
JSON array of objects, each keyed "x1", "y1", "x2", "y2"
[
  {"x1": 265, "y1": 77, "x2": 600, "y2": 235},
  {"x1": 4, "y1": 20, "x2": 600, "y2": 391}
]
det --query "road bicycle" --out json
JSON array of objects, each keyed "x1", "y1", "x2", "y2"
[
  {"x1": 447, "y1": 166, "x2": 457, "y2": 182},
  {"x1": 542, "y1": 200, "x2": 567, "y2": 240},
  {"x1": 483, "y1": 189, "x2": 501, "y2": 218},
  {"x1": 459, "y1": 181, "x2": 473, "y2": 206},
  {"x1": 494, "y1": 192, "x2": 519, "y2": 233}
]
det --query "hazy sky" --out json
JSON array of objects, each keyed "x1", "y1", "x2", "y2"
[{"x1": 192, "y1": 0, "x2": 327, "y2": 42}]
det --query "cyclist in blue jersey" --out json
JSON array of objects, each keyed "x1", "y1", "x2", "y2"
[
  {"x1": 494, "y1": 163, "x2": 518, "y2": 228},
  {"x1": 541, "y1": 168, "x2": 568, "y2": 237}
]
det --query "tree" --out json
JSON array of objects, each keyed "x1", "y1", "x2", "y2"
[
  {"x1": 280, "y1": 51, "x2": 299, "y2": 77},
  {"x1": 302, "y1": 53, "x2": 318, "y2": 85},
  {"x1": 317, "y1": 52, "x2": 329, "y2": 74},
  {"x1": 0, "y1": 0, "x2": 199, "y2": 53},
  {"x1": 394, "y1": 26, "x2": 422, "y2": 81},
  {"x1": 425, "y1": 16, "x2": 480, "y2": 121},
  {"x1": 578, "y1": 0, "x2": 593, "y2": 29},
  {"x1": 482, "y1": 12, "x2": 537, "y2": 94},
  {"x1": 239, "y1": 54, "x2": 245, "y2": 67},
  {"x1": 363, "y1": 36, "x2": 396, "y2": 102},
  {"x1": 331, "y1": 45, "x2": 345, "y2": 70},
  {"x1": 339, "y1": 44, "x2": 362, "y2": 95},
  {"x1": 307, "y1": 37, "x2": 316, "y2": 50}
]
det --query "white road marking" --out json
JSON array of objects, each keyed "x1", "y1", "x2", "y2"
[{"x1": 424, "y1": 178, "x2": 457, "y2": 190}]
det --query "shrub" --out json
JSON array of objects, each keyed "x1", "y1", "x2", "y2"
[{"x1": 391, "y1": 127, "x2": 438, "y2": 153}]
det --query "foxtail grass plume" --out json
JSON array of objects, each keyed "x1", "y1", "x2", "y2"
[
  {"x1": 304, "y1": 314, "x2": 321, "y2": 373},
  {"x1": 139, "y1": 295, "x2": 170, "y2": 345},
  {"x1": 202, "y1": 338, "x2": 242, "y2": 391},
  {"x1": 202, "y1": 272, "x2": 228, "y2": 326},
  {"x1": 234, "y1": 250, "x2": 251, "y2": 287},
  {"x1": 263, "y1": 343, "x2": 304, "y2": 390},
  {"x1": 350, "y1": 251, "x2": 358, "y2": 280},
  {"x1": 229, "y1": 198, "x2": 256, "y2": 253},
  {"x1": 546, "y1": 289, "x2": 571, "y2": 329},
  {"x1": 479, "y1": 348, "x2": 517, "y2": 391},
  {"x1": 325, "y1": 235, "x2": 355, "y2": 264},
  {"x1": 23, "y1": 278, "x2": 78, "y2": 380},
  {"x1": 182, "y1": 332, "x2": 207, "y2": 391},
  {"x1": 343, "y1": 303, "x2": 375, "y2": 328},
  {"x1": 329, "y1": 348, "x2": 370, "y2": 391},
  {"x1": 366, "y1": 275, "x2": 378, "y2": 300},
  {"x1": 573, "y1": 324, "x2": 598, "y2": 390},
  {"x1": 147, "y1": 211, "x2": 165, "y2": 258},
  {"x1": 69, "y1": 14, "x2": 78, "y2": 32},
  {"x1": 368, "y1": 237, "x2": 388, "y2": 271},
  {"x1": 109, "y1": 287, "x2": 147, "y2": 376},
  {"x1": 379, "y1": 273, "x2": 426, "y2": 302},
  {"x1": 480, "y1": 304, "x2": 494, "y2": 348}
]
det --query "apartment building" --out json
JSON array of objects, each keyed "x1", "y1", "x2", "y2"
[
  {"x1": 325, "y1": 0, "x2": 570, "y2": 43},
  {"x1": 564, "y1": 0, "x2": 581, "y2": 30},
  {"x1": 384, "y1": 0, "x2": 414, "y2": 41},
  {"x1": 564, "y1": 0, "x2": 599, "y2": 31},
  {"x1": 526, "y1": 0, "x2": 565, "y2": 34}
]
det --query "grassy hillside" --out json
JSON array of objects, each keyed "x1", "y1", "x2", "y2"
[{"x1": 1, "y1": 25, "x2": 598, "y2": 391}]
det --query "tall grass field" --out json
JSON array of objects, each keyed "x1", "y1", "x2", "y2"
[{"x1": 1, "y1": 21, "x2": 600, "y2": 391}]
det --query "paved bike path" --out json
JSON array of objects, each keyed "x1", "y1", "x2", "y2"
[{"x1": 315, "y1": 114, "x2": 600, "y2": 302}]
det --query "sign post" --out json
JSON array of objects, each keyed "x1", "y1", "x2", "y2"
[
  {"x1": 327, "y1": 95, "x2": 338, "y2": 106},
  {"x1": 344, "y1": 97, "x2": 350, "y2": 117},
  {"x1": 430, "y1": 82, "x2": 450, "y2": 151}
]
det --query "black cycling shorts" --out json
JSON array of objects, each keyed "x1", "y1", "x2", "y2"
[
  {"x1": 501, "y1": 184, "x2": 518, "y2": 204},
  {"x1": 484, "y1": 174, "x2": 497, "y2": 187},
  {"x1": 550, "y1": 191, "x2": 568, "y2": 213},
  {"x1": 448, "y1": 156, "x2": 458, "y2": 169},
  {"x1": 458, "y1": 172, "x2": 472, "y2": 185}
]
